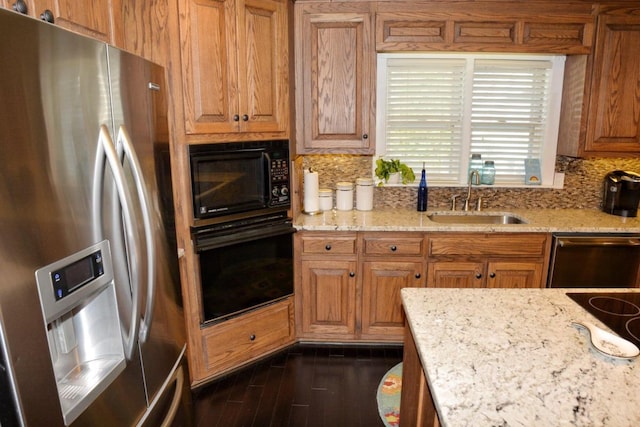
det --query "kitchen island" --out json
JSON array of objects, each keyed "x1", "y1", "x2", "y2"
[{"x1": 400, "y1": 288, "x2": 640, "y2": 427}]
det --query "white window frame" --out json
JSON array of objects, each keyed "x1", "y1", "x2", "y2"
[{"x1": 375, "y1": 53, "x2": 566, "y2": 188}]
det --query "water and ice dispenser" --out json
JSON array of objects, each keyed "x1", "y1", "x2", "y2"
[{"x1": 35, "y1": 240, "x2": 126, "y2": 425}]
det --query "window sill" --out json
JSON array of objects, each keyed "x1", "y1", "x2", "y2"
[{"x1": 377, "y1": 173, "x2": 565, "y2": 190}]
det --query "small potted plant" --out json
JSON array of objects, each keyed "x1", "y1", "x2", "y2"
[{"x1": 375, "y1": 158, "x2": 416, "y2": 185}]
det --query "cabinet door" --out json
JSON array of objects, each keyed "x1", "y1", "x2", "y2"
[
  {"x1": 35, "y1": 0, "x2": 117, "y2": 43},
  {"x1": 297, "y1": 5, "x2": 374, "y2": 153},
  {"x1": 585, "y1": 13, "x2": 640, "y2": 153},
  {"x1": 237, "y1": 0, "x2": 288, "y2": 133},
  {"x1": 486, "y1": 261, "x2": 544, "y2": 288},
  {"x1": 299, "y1": 259, "x2": 357, "y2": 337},
  {"x1": 361, "y1": 261, "x2": 423, "y2": 339},
  {"x1": 180, "y1": 0, "x2": 238, "y2": 134},
  {"x1": 428, "y1": 261, "x2": 484, "y2": 288}
]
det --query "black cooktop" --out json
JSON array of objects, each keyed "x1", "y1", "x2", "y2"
[{"x1": 567, "y1": 292, "x2": 640, "y2": 347}]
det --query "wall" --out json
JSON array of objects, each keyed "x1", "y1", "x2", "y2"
[{"x1": 302, "y1": 155, "x2": 640, "y2": 211}]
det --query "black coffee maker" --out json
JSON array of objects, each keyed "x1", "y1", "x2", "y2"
[{"x1": 602, "y1": 170, "x2": 640, "y2": 217}]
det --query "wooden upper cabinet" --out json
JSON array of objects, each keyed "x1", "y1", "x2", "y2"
[
  {"x1": 584, "y1": 11, "x2": 640, "y2": 154},
  {"x1": 178, "y1": 0, "x2": 289, "y2": 136},
  {"x1": 375, "y1": 1, "x2": 595, "y2": 54},
  {"x1": 5, "y1": 0, "x2": 121, "y2": 45},
  {"x1": 295, "y1": 2, "x2": 375, "y2": 153},
  {"x1": 558, "y1": 6, "x2": 640, "y2": 157}
]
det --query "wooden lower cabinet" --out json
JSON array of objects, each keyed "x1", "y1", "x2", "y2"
[
  {"x1": 428, "y1": 260, "x2": 544, "y2": 288},
  {"x1": 295, "y1": 232, "x2": 359, "y2": 340},
  {"x1": 427, "y1": 233, "x2": 550, "y2": 289},
  {"x1": 299, "y1": 259, "x2": 358, "y2": 338},
  {"x1": 295, "y1": 231, "x2": 425, "y2": 342},
  {"x1": 199, "y1": 296, "x2": 295, "y2": 383},
  {"x1": 486, "y1": 261, "x2": 544, "y2": 288},
  {"x1": 295, "y1": 231, "x2": 551, "y2": 343},
  {"x1": 428, "y1": 261, "x2": 484, "y2": 288},
  {"x1": 361, "y1": 260, "x2": 424, "y2": 339}
]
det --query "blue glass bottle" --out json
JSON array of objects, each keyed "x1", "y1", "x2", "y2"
[{"x1": 417, "y1": 163, "x2": 428, "y2": 212}]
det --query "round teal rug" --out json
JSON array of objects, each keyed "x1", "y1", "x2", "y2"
[{"x1": 376, "y1": 362, "x2": 402, "y2": 427}]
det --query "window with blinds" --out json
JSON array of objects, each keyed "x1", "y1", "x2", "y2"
[{"x1": 376, "y1": 54, "x2": 565, "y2": 186}]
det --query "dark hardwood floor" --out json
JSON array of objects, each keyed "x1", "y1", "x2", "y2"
[{"x1": 192, "y1": 343, "x2": 403, "y2": 427}]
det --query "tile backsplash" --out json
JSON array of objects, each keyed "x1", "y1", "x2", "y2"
[{"x1": 301, "y1": 155, "x2": 640, "y2": 211}]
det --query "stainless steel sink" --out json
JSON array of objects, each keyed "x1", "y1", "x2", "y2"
[{"x1": 427, "y1": 213, "x2": 527, "y2": 224}]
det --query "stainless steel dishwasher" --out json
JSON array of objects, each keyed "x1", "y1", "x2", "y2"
[{"x1": 547, "y1": 234, "x2": 640, "y2": 288}]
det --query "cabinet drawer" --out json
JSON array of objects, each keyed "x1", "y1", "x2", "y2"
[
  {"x1": 428, "y1": 234, "x2": 548, "y2": 257},
  {"x1": 300, "y1": 234, "x2": 357, "y2": 255},
  {"x1": 203, "y1": 300, "x2": 293, "y2": 371},
  {"x1": 363, "y1": 235, "x2": 424, "y2": 256}
]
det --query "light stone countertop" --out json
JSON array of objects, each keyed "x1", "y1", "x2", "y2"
[
  {"x1": 401, "y1": 288, "x2": 640, "y2": 427},
  {"x1": 294, "y1": 208, "x2": 640, "y2": 233}
]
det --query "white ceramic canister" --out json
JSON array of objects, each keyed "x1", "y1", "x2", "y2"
[
  {"x1": 356, "y1": 178, "x2": 374, "y2": 211},
  {"x1": 336, "y1": 182, "x2": 354, "y2": 211},
  {"x1": 318, "y1": 188, "x2": 333, "y2": 211}
]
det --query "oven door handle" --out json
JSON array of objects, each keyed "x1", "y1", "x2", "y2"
[
  {"x1": 558, "y1": 238, "x2": 640, "y2": 247},
  {"x1": 194, "y1": 223, "x2": 295, "y2": 253}
]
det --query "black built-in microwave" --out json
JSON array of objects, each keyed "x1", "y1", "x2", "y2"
[{"x1": 189, "y1": 140, "x2": 290, "y2": 221}]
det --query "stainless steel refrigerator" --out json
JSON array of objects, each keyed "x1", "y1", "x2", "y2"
[{"x1": 0, "y1": 8, "x2": 193, "y2": 426}]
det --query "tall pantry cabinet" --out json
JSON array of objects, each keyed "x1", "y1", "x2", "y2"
[{"x1": 168, "y1": 0, "x2": 294, "y2": 386}]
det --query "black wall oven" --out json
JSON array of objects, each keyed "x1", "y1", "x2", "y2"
[
  {"x1": 193, "y1": 212, "x2": 294, "y2": 324},
  {"x1": 189, "y1": 141, "x2": 294, "y2": 325}
]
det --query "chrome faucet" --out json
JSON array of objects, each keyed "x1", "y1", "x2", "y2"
[{"x1": 464, "y1": 170, "x2": 480, "y2": 211}]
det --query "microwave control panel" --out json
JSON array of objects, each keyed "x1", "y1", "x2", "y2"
[
  {"x1": 270, "y1": 155, "x2": 290, "y2": 205},
  {"x1": 267, "y1": 141, "x2": 290, "y2": 206}
]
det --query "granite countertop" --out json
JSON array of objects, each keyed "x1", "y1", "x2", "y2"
[
  {"x1": 401, "y1": 288, "x2": 640, "y2": 426},
  {"x1": 294, "y1": 208, "x2": 640, "y2": 233}
]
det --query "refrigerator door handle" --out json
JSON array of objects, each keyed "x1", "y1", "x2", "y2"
[
  {"x1": 116, "y1": 125, "x2": 156, "y2": 343},
  {"x1": 159, "y1": 363, "x2": 185, "y2": 427},
  {"x1": 92, "y1": 125, "x2": 141, "y2": 361}
]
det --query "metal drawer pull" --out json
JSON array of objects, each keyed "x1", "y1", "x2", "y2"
[
  {"x1": 390, "y1": 245, "x2": 397, "y2": 252},
  {"x1": 325, "y1": 244, "x2": 332, "y2": 251}
]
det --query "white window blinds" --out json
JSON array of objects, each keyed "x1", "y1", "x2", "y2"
[{"x1": 377, "y1": 54, "x2": 565, "y2": 186}]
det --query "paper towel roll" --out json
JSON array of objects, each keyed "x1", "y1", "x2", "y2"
[{"x1": 304, "y1": 169, "x2": 319, "y2": 213}]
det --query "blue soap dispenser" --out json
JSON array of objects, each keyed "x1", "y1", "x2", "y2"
[{"x1": 417, "y1": 162, "x2": 428, "y2": 212}]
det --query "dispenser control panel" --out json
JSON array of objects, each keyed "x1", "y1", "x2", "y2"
[{"x1": 51, "y1": 250, "x2": 105, "y2": 301}]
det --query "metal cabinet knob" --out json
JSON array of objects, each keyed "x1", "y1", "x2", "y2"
[
  {"x1": 325, "y1": 244, "x2": 332, "y2": 251},
  {"x1": 249, "y1": 334, "x2": 256, "y2": 341},
  {"x1": 415, "y1": 273, "x2": 421, "y2": 279},
  {"x1": 12, "y1": 0, "x2": 28, "y2": 14},
  {"x1": 233, "y1": 114, "x2": 239, "y2": 122},
  {"x1": 475, "y1": 273, "x2": 482, "y2": 279},
  {"x1": 40, "y1": 9, "x2": 54, "y2": 23},
  {"x1": 362, "y1": 134, "x2": 368, "y2": 139},
  {"x1": 489, "y1": 272, "x2": 496, "y2": 278},
  {"x1": 349, "y1": 272, "x2": 355, "y2": 277},
  {"x1": 390, "y1": 245, "x2": 397, "y2": 252},
  {"x1": 242, "y1": 114, "x2": 249, "y2": 121}
]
